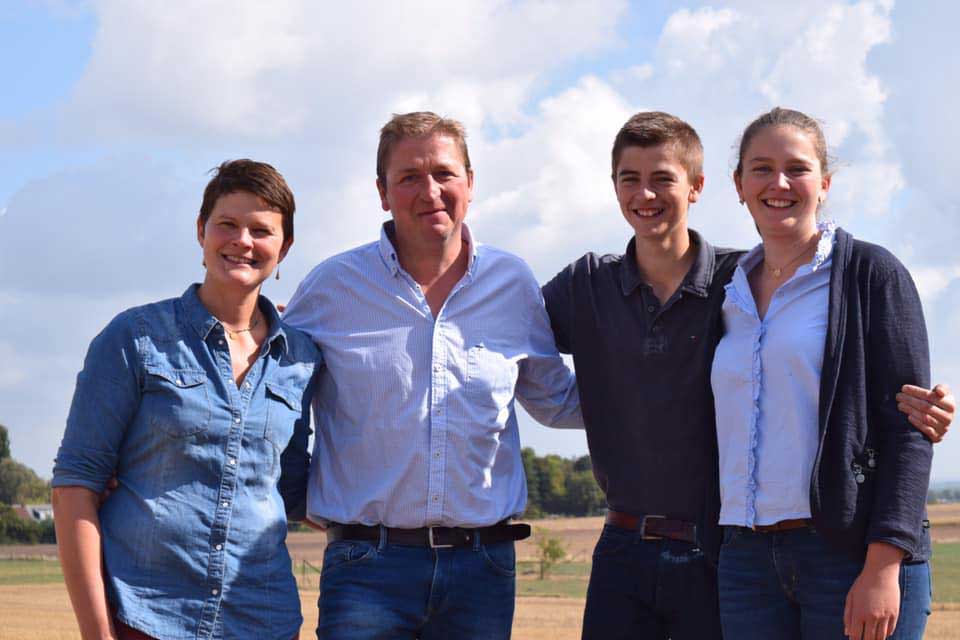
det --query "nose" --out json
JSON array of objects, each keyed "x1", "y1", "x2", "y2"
[
  {"x1": 233, "y1": 227, "x2": 254, "y2": 247},
  {"x1": 419, "y1": 175, "x2": 442, "y2": 201},
  {"x1": 776, "y1": 172, "x2": 790, "y2": 189}
]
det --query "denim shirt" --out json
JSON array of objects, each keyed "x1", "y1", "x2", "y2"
[{"x1": 53, "y1": 285, "x2": 319, "y2": 640}]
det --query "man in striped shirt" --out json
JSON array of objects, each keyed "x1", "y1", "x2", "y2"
[{"x1": 283, "y1": 111, "x2": 582, "y2": 639}]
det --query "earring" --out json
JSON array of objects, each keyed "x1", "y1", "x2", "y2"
[
  {"x1": 739, "y1": 198, "x2": 744, "y2": 205},
  {"x1": 275, "y1": 266, "x2": 280, "y2": 281},
  {"x1": 202, "y1": 259, "x2": 206, "y2": 268}
]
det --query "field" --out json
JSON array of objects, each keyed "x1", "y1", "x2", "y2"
[{"x1": 4, "y1": 505, "x2": 960, "y2": 639}]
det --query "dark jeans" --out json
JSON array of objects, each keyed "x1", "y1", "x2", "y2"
[
  {"x1": 718, "y1": 526, "x2": 931, "y2": 639},
  {"x1": 317, "y1": 528, "x2": 515, "y2": 639},
  {"x1": 581, "y1": 524, "x2": 722, "y2": 640}
]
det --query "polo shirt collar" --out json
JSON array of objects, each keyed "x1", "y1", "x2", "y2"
[{"x1": 619, "y1": 229, "x2": 716, "y2": 298}]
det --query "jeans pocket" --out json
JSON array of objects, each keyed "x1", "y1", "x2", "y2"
[
  {"x1": 480, "y1": 542, "x2": 516, "y2": 577},
  {"x1": 721, "y1": 526, "x2": 743, "y2": 546},
  {"x1": 321, "y1": 540, "x2": 376, "y2": 576},
  {"x1": 592, "y1": 525, "x2": 633, "y2": 558}
]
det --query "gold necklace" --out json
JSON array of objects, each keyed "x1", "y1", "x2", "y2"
[
  {"x1": 764, "y1": 237, "x2": 817, "y2": 278},
  {"x1": 222, "y1": 314, "x2": 261, "y2": 341}
]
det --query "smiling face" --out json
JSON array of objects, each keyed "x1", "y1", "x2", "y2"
[
  {"x1": 734, "y1": 125, "x2": 831, "y2": 242},
  {"x1": 614, "y1": 143, "x2": 703, "y2": 245},
  {"x1": 376, "y1": 133, "x2": 474, "y2": 252},
  {"x1": 197, "y1": 191, "x2": 290, "y2": 293}
]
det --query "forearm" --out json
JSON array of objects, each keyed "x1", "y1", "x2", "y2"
[{"x1": 52, "y1": 487, "x2": 116, "y2": 640}]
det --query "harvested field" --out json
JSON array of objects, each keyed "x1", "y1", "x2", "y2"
[{"x1": 4, "y1": 510, "x2": 960, "y2": 638}]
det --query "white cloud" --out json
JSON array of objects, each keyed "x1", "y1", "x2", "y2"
[{"x1": 4, "y1": 0, "x2": 960, "y2": 480}]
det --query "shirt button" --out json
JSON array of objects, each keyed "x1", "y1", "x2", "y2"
[
  {"x1": 434, "y1": 408, "x2": 441, "y2": 415},
  {"x1": 219, "y1": 339, "x2": 225, "y2": 346},
  {"x1": 222, "y1": 501, "x2": 229, "y2": 508},
  {"x1": 211, "y1": 588, "x2": 219, "y2": 595},
  {"x1": 215, "y1": 544, "x2": 223, "y2": 551},
  {"x1": 176, "y1": 378, "x2": 183, "y2": 386},
  {"x1": 228, "y1": 459, "x2": 237, "y2": 466},
  {"x1": 647, "y1": 306, "x2": 655, "y2": 313},
  {"x1": 244, "y1": 381, "x2": 251, "y2": 389},
  {"x1": 432, "y1": 495, "x2": 439, "y2": 502},
  {"x1": 234, "y1": 417, "x2": 241, "y2": 423},
  {"x1": 433, "y1": 364, "x2": 441, "y2": 372}
]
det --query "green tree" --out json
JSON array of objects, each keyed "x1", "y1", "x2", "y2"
[
  {"x1": 521, "y1": 447, "x2": 544, "y2": 517},
  {"x1": 0, "y1": 458, "x2": 50, "y2": 505},
  {"x1": 564, "y1": 469, "x2": 605, "y2": 516},
  {"x1": 0, "y1": 424, "x2": 10, "y2": 460},
  {"x1": 534, "y1": 529, "x2": 567, "y2": 579}
]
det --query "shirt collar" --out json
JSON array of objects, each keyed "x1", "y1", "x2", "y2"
[
  {"x1": 377, "y1": 220, "x2": 479, "y2": 279},
  {"x1": 180, "y1": 284, "x2": 289, "y2": 355},
  {"x1": 619, "y1": 229, "x2": 716, "y2": 298},
  {"x1": 737, "y1": 219, "x2": 837, "y2": 275}
]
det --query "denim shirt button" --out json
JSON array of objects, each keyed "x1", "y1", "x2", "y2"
[
  {"x1": 228, "y1": 458, "x2": 236, "y2": 466},
  {"x1": 215, "y1": 544, "x2": 223, "y2": 551},
  {"x1": 234, "y1": 417, "x2": 240, "y2": 423},
  {"x1": 211, "y1": 588, "x2": 218, "y2": 595}
]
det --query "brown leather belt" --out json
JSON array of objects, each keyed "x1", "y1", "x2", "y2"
[
  {"x1": 605, "y1": 510, "x2": 697, "y2": 544},
  {"x1": 326, "y1": 522, "x2": 531, "y2": 548},
  {"x1": 751, "y1": 518, "x2": 812, "y2": 533}
]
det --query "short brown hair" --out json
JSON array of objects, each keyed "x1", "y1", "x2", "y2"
[
  {"x1": 376, "y1": 112, "x2": 471, "y2": 185},
  {"x1": 735, "y1": 107, "x2": 829, "y2": 177},
  {"x1": 611, "y1": 112, "x2": 703, "y2": 181},
  {"x1": 199, "y1": 159, "x2": 296, "y2": 243}
]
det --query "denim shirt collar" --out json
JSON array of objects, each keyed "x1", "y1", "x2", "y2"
[
  {"x1": 619, "y1": 228, "x2": 716, "y2": 298},
  {"x1": 377, "y1": 220, "x2": 479, "y2": 281},
  {"x1": 180, "y1": 284, "x2": 288, "y2": 356}
]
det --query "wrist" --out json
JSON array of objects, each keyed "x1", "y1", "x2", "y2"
[{"x1": 862, "y1": 541, "x2": 906, "y2": 576}]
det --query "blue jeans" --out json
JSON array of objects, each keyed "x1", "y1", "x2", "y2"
[
  {"x1": 718, "y1": 526, "x2": 931, "y2": 639},
  {"x1": 581, "y1": 525, "x2": 722, "y2": 640},
  {"x1": 317, "y1": 528, "x2": 515, "y2": 639}
]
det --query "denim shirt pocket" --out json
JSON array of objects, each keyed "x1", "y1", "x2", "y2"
[
  {"x1": 264, "y1": 381, "x2": 302, "y2": 447},
  {"x1": 142, "y1": 364, "x2": 211, "y2": 437}
]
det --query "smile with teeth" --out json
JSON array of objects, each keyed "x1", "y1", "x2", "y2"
[
  {"x1": 763, "y1": 198, "x2": 795, "y2": 209},
  {"x1": 633, "y1": 207, "x2": 664, "y2": 218},
  {"x1": 223, "y1": 255, "x2": 256, "y2": 265}
]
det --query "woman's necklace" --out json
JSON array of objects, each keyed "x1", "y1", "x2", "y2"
[
  {"x1": 764, "y1": 236, "x2": 817, "y2": 278},
  {"x1": 221, "y1": 313, "x2": 262, "y2": 341}
]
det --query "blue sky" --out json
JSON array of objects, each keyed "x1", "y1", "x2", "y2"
[{"x1": 2, "y1": 0, "x2": 959, "y2": 482}]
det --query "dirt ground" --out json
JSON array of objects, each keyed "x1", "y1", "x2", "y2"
[
  {"x1": 3, "y1": 584, "x2": 959, "y2": 640},
  {"x1": 4, "y1": 508, "x2": 960, "y2": 638}
]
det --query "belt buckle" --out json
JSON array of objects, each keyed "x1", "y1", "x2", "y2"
[
  {"x1": 640, "y1": 514, "x2": 666, "y2": 540},
  {"x1": 428, "y1": 527, "x2": 454, "y2": 549}
]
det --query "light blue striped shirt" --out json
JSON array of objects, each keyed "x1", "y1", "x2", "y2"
[
  {"x1": 711, "y1": 223, "x2": 835, "y2": 527},
  {"x1": 283, "y1": 222, "x2": 582, "y2": 528}
]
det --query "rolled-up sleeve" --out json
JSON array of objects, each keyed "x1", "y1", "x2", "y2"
[
  {"x1": 278, "y1": 361, "x2": 318, "y2": 520},
  {"x1": 52, "y1": 314, "x2": 141, "y2": 493},
  {"x1": 865, "y1": 265, "x2": 933, "y2": 557}
]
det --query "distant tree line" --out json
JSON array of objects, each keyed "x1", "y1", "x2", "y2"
[
  {"x1": 0, "y1": 423, "x2": 56, "y2": 544},
  {"x1": 521, "y1": 447, "x2": 605, "y2": 518},
  {"x1": 928, "y1": 487, "x2": 960, "y2": 504}
]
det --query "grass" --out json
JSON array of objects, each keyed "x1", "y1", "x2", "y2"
[
  {"x1": 0, "y1": 559, "x2": 63, "y2": 586},
  {"x1": 932, "y1": 542, "x2": 960, "y2": 602},
  {"x1": 2, "y1": 542, "x2": 958, "y2": 601}
]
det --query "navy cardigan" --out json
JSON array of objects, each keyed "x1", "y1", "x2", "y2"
[{"x1": 811, "y1": 228, "x2": 933, "y2": 561}]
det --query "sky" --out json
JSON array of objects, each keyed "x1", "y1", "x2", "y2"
[{"x1": 2, "y1": 0, "x2": 959, "y2": 483}]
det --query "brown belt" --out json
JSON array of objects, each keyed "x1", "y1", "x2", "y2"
[
  {"x1": 750, "y1": 518, "x2": 812, "y2": 533},
  {"x1": 327, "y1": 522, "x2": 531, "y2": 548},
  {"x1": 605, "y1": 510, "x2": 697, "y2": 544}
]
